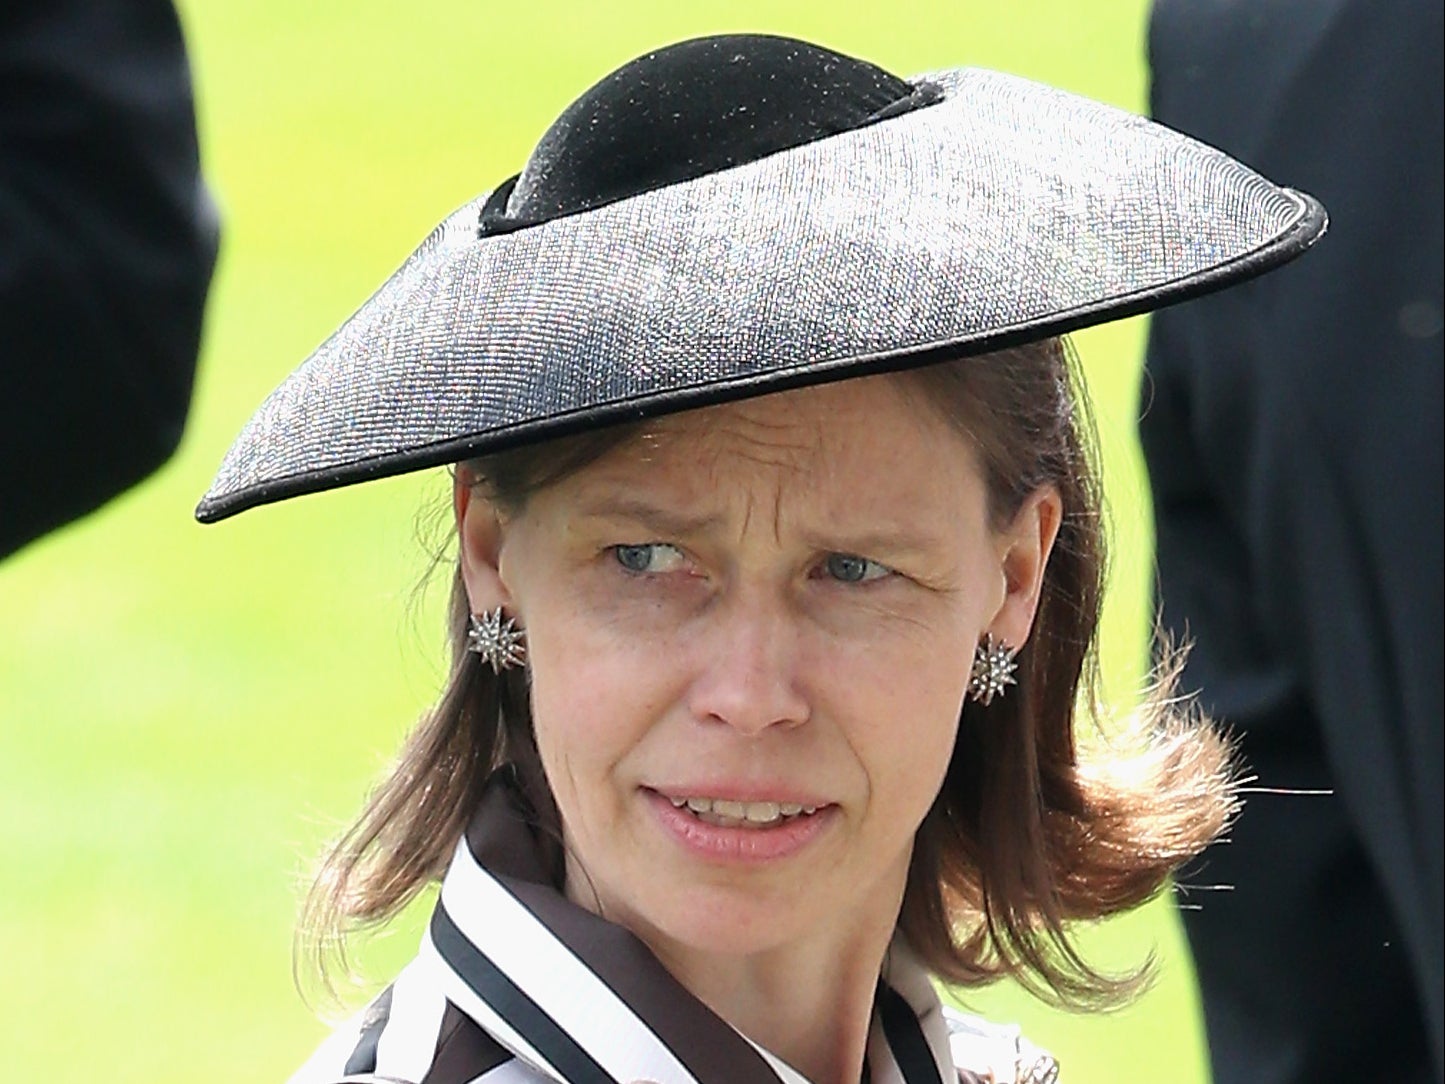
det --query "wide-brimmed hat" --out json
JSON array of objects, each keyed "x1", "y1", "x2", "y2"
[{"x1": 198, "y1": 34, "x2": 1324, "y2": 523}]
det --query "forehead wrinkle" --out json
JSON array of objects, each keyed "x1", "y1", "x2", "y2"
[
  {"x1": 711, "y1": 411, "x2": 836, "y2": 549},
  {"x1": 702, "y1": 414, "x2": 825, "y2": 476},
  {"x1": 665, "y1": 388, "x2": 831, "y2": 457},
  {"x1": 566, "y1": 376, "x2": 976, "y2": 554},
  {"x1": 643, "y1": 399, "x2": 837, "y2": 544}
]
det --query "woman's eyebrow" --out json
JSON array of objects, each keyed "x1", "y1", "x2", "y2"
[
  {"x1": 570, "y1": 496, "x2": 725, "y2": 537},
  {"x1": 803, "y1": 526, "x2": 948, "y2": 559},
  {"x1": 575, "y1": 495, "x2": 949, "y2": 556}
]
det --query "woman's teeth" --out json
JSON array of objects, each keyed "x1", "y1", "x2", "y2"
[{"x1": 667, "y1": 795, "x2": 818, "y2": 828}]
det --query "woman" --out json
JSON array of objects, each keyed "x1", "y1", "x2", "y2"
[{"x1": 199, "y1": 34, "x2": 1325, "y2": 1084}]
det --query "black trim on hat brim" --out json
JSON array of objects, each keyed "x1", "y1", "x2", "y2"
[{"x1": 194, "y1": 191, "x2": 1324, "y2": 524}]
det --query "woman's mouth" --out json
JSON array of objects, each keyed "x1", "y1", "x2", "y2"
[
  {"x1": 643, "y1": 787, "x2": 834, "y2": 861},
  {"x1": 664, "y1": 795, "x2": 819, "y2": 829}
]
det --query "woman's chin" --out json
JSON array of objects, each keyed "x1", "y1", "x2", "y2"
[
  {"x1": 626, "y1": 881, "x2": 822, "y2": 961},
  {"x1": 564, "y1": 792, "x2": 853, "y2": 958}
]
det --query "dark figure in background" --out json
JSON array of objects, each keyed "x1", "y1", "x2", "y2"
[
  {"x1": 1, "y1": 0, "x2": 217, "y2": 558},
  {"x1": 1143, "y1": 1, "x2": 1443, "y2": 1081}
]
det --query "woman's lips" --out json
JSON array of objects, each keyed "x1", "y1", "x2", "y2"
[{"x1": 643, "y1": 787, "x2": 834, "y2": 863}]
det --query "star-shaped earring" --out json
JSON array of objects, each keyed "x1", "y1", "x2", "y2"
[
  {"x1": 967, "y1": 633, "x2": 1017, "y2": 705},
  {"x1": 465, "y1": 607, "x2": 527, "y2": 673}
]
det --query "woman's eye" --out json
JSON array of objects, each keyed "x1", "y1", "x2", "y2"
[
  {"x1": 822, "y1": 552, "x2": 892, "y2": 584},
  {"x1": 612, "y1": 543, "x2": 688, "y2": 574}
]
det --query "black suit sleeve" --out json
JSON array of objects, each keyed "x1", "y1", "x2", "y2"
[
  {"x1": 0, "y1": 0, "x2": 218, "y2": 557},
  {"x1": 1142, "y1": 1, "x2": 1443, "y2": 1080}
]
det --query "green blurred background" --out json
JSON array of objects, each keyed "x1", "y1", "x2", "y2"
[{"x1": 0, "y1": 2, "x2": 1206, "y2": 1080}]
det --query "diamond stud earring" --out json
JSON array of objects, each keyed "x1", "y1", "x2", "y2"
[
  {"x1": 968, "y1": 634, "x2": 1017, "y2": 705},
  {"x1": 466, "y1": 607, "x2": 527, "y2": 673}
]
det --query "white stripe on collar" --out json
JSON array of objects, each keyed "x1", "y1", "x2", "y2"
[
  {"x1": 439, "y1": 835, "x2": 701, "y2": 1083},
  {"x1": 419, "y1": 930, "x2": 568, "y2": 1082},
  {"x1": 878, "y1": 942, "x2": 955, "y2": 1081},
  {"x1": 742, "y1": 1039, "x2": 813, "y2": 1084},
  {"x1": 374, "y1": 954, "x2": 450, "y2": 1081}
]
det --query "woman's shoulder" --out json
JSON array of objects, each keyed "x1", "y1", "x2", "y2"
[
  {"x1": 286, "y1": 981, "x2": 529, "y2": 1084},
  {"x1": 944, "y1": 1006, "x2": 1060, "y2": 1084}
]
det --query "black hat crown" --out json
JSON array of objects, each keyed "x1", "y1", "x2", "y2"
[{"x1": 482, "y1": 34, "x2": 936, "y2": 233}]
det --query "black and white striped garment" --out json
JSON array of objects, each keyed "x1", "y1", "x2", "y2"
[{"x1": 289, "y1": 777, "x2": 1057, "y2": 1084}]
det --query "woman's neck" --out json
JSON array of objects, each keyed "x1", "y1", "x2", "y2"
[
  {"x1": 664, "y1": 928, "x2": 892, "y2": 1083},
  {"x1": 643, "y1": 874, "x2": 908, "y2": 1084},
  {"x1": 561, "y1": 831, "x2": 915, "y2": 1082}
]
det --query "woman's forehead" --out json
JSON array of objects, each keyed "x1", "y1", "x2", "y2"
[
  {"x1": 545, "y1": 374, "x2": 985, "y2": 516},
  {"x1": 627, "y1": 374, "x2": 962, "y2": 463}
]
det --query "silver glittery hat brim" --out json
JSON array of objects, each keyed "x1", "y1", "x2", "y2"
[{"x1": 198, "y1": 67, "x2": 1325, "y2": 523}]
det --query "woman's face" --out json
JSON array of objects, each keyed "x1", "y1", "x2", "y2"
[{"x1": 458, "y1": 373, "x2": 1057, "y2": 964}]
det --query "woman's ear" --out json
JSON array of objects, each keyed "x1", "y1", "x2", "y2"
[
  {"x1": 454, "y1": 473, "x2": 513, "y2": 615},
  {"x1": 988, "y1": 484, "x2": 1063, "y2": 650}
]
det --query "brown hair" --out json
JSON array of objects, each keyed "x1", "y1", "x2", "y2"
[{"x1": 300, "y1": 338, "x2": 1236, "y2": 1007}]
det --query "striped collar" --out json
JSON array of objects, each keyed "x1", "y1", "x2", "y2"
[{"x1": 417, "y1": 775, "x2": 958, "y2": 1084}]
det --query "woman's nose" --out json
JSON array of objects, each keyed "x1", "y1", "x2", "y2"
[{"x1": 684, "y1": 594, "x2": 811, "y2": 735}]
